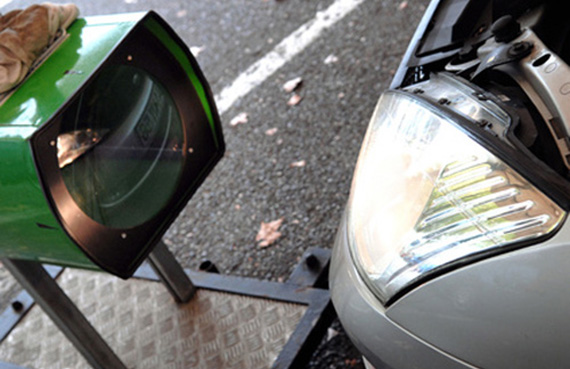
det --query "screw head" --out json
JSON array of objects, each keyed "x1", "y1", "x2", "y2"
[
  {"x1": 508, "y1": 41, "x2": 533, "y2": 58},
  {"x1": 11, "y1": 300, "x2": 24, "y2": 312}
]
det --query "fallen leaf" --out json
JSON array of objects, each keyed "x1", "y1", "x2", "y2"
[
  {"x1": 265, "y1": 127, "x2": 278, "y2": 136},
  {"x1": 256, "y1": 218, "x2": 284, "y2": 248},
  {"x1": 190, "y1": 45, "x2": 205, "y2": 57},
  {"x1": 287, "y1": 93, "x2": 303, "y2": 106},
  {"x1": 176, "y1": 9, "x2": 188, "y2": 18},
  {"x1": 324, "y1": 54, "x2": 339, "y2": 64},
  {"x1": 283, "y1": 77, "x2": 303, "y2": 93},
  {"x1": 345, "y1": 359, "x2": 359, "y2": 367},
  {"x1": 398, "y1": 1, "x2": 408, "y2": 10},
  {"x1": 290, "y1": 160, "x2": 306, "y2": 168},
  {"x1": 230, "y1": 112, "x2": 248, "y2": 126}
]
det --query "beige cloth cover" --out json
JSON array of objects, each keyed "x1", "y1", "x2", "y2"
[{"x1": 0, "y1": 3, "x2": 79, "y2": 93}]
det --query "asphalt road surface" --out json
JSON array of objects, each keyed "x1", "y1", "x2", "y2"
[{"x1": 0, "y1": 0, "x2": 429, "y2": 367}]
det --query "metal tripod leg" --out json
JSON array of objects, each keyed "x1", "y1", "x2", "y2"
[
  {"x1": 0, "y1": 258, "x2": 127, "y2": 369},
  {"x1": 147, "y1": 241, "x2": 196, "y2": 303}
]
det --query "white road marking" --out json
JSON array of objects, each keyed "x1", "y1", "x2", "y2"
[{"x1": 214, "y1": 0, "x2": 367, "y2": 115}]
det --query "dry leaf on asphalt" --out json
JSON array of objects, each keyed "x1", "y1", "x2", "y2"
[
  {"x1": 256, "y1": 218, "x2": 284, "y2": 248},
  {"x1": 324, "y1": 54, "x2": 339, "y2": 64},
  {"x1": 345, "y1": 358, "x2": 359, "y2": 367},
  {"x1": 230, "y1": 112, "x2": 248, "y2": 126},
  {"x1": 265, "y1": 127, "x2": 278, "y2": 136},
  {"x1": 398, "y1": 1, "x2": 408, "y2": 10},
  {"x1": 290, "y1": 160, "x2": 306, "y2": 168},
  {"x1": 283, "y1": 77, "x2": 303, "y2": 93},
  {"x1": 287, "y1": 93, "x2": 303, "y2": 106}
]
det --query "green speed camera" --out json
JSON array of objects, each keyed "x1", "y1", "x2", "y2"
[{"x1": 0, "y1": 12, "x2": 224, "y2": 278}]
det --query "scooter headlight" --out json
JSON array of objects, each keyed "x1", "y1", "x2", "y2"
[{"x1": 347, "y1": 91, "x2": 566, "y2": 305}]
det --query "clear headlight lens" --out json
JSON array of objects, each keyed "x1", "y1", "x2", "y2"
[{"x1": 347, "y1": 92, "x2": 566, "y2": 304}]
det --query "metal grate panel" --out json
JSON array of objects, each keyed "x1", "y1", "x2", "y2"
[{"x1": 0, "y1": 269, "x2": 307, "y2": 369}]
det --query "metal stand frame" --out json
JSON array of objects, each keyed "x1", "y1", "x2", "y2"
[
  {"x1": 148, "y1": 241, "x2": 196, "y2": 303},
  {"x1": 0, "y1": 259, "x2": 127, "y2": 369},
  {"x1": 0, "y1": 245, "x2": 333, "y2": 369}
]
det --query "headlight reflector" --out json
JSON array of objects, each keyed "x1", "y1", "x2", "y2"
[{"x1": 348, "y1": 92, "x2": 566, "y2": 304}]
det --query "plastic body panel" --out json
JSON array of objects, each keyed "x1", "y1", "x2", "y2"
[
  {"x1": 332, "y1": 206, "x2": 570, "y2": 368},
  {"x1": 329, "y1": 213, "x2": 475, "y2": 369},
  {"x1": 387, "y1": 217, "x2": 570, "y2": 369}
]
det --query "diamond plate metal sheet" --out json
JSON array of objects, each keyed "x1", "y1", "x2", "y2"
[{"x1": 0, "y1": 269, "x2": 307, "y2": 369}]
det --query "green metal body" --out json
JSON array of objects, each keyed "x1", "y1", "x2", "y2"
[{"x1": 0, "y1": 12, "x2": 216, "y2": 269}]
